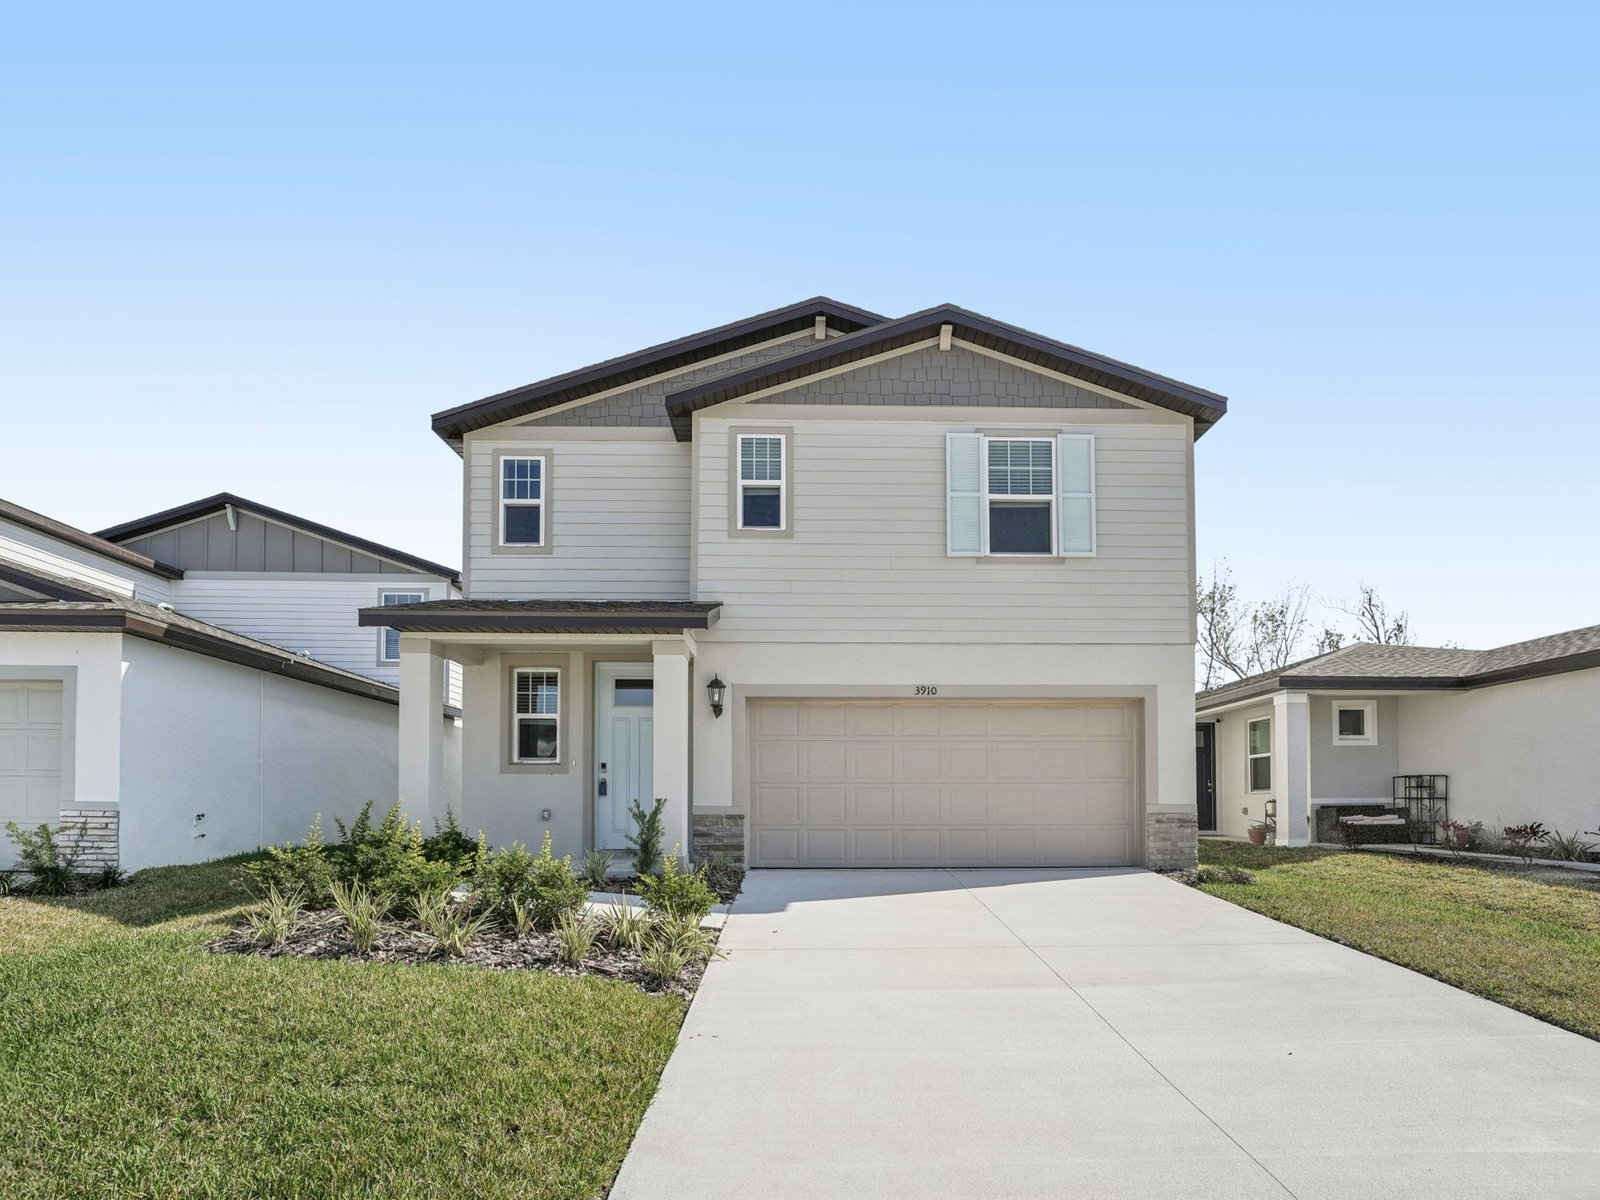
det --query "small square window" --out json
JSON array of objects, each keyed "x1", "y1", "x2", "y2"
[{"x1": 1333, "y1": 701, "x2": 1377, "y2": 746}]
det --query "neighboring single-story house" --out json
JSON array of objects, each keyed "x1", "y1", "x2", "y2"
[
  {"x1": 1195, "y1": 626, "x2": 1600, "y2": 845},
  {"x1": 0, "y1": 495, "x2": 462, "y2": 871}
]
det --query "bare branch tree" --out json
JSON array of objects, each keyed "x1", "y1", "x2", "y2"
[
  {"x1": 1244, "y1": 583, "x2": 1312, "y2": 675},
  {"x1": 1342, "y1": 584, "x2": 1413, "y2": 645},
  {"x1": 1196, "y1": 562, "x2": 1248, "y2": 689}
]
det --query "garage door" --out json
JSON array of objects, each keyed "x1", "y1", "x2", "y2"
[
  {"x1": 0, "y1": 682, "x2": 64, "y2": 858},
  {"x1": 747, "y1": 699, "x2": 1138, "y2": 867}
]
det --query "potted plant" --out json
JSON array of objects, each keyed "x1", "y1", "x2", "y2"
[{"x1": 1247, "y1": 820, "x2": 1273, "y2": 846}]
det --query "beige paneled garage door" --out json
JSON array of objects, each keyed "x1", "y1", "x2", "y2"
[
  {"x1": 0, "y1": 682, "x2": 64, "y2": 854},
  {"x1": 747, "y1": 699, "x2": 1138, "y2": 867}
]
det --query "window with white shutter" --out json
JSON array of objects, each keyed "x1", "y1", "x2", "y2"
[
  {"x1": 945, "y1": 433, "x2": 984, "y2": 555},
  {"x1": 945, "y1": 431, "x2": 1097, "y2": 558},
  {"x1": 1055, "y1": 433, "x2": 1096, "y2": 556}
]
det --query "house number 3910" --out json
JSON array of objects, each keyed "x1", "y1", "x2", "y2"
[{"x1": 914, "y1": 685, "x2": 938, "y2": 696}]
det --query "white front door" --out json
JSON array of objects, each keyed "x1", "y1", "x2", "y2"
[{"x1": 593, "y1": 663, "x2": 654, "y2": 851}]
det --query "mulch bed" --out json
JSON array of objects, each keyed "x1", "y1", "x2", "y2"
[{"x1": 205, "y1": 910, "x2": 717, "y2": 1000}]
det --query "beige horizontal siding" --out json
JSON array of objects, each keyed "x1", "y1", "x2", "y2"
[
  {"x1": 695, "y1": 414, "x2": 1192, "y2": 644},
  {"x1": 465, "y1": 437, "x2": 692, "y2": 599}
]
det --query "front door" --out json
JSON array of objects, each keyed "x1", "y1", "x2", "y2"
[
  {"x1": 1195, "y1": 722, "x2": 1217, "y2": 832},
  {"x1": 594, "y1": 663, "x2": 654, "y2": 851}
]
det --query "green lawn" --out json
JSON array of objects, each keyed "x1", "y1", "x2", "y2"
[
  {"x1": 0, "y1": 858, "x2": 684, "y2": 1199},
  {"x1": 1197, "y1": 840, "x2": 1600, "y2": 1039}
]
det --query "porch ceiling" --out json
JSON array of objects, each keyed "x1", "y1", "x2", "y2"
[{"x1": 356, "y1": 598, "x2": 722, "y2": 635}]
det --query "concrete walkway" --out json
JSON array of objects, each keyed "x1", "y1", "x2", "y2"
[{"x1": 610, "y1": 869, "x2": 1600, "y2": 1200}]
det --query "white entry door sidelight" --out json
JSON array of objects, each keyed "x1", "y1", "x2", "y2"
[{"x1": 593, "y1": 663, "x2": 654, "y2": 851}]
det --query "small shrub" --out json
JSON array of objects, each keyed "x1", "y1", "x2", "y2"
[
  {"x1": 6, "y1": 820, "x2": 82, "y2": 896},
  {"x1": 330, "y1": 879, "x2": 387, "y2": 954},
  {"x1": 244, "y1": 815, "x2": 335, "y2": 905},
  {"x1": 472, "y1": 834, "x2": 538, "y2": 918},
  {"x1": 577, "y1": 848, "x2": 613, "y2": 890},
  {"x1": 527, "y1": 832, "x2": 588, "y2": 930},
  {"x1": 639, "y1": 939, "x2": 692, "y2": 987},
  {"x1": 554, "y1": 910, "x2": 599, "y2": 966},
  {"x1": 598, "y1": 900, "x2": 653, "y2": 954},
  {"x1": 508, "y1": 894, "x2": 538, "y2": 936},
  {"x1": 245, "y1": 886, "x2": 303, "y2": 947},
  {"x1": 635, "y1": 848, "x2": 717, "y2": 923},
  {"x1": 0, "y1": 869, "x2": 13, "y2": 896},
  {"x1": 1334, "y1": 819, "x2": 1368, "y2": 851},
  {"x1": 417, "y1": 896, "x2": 492, "y2": 957},
  {"x1": 1466, "y1": 822, "x2": 1507, "y2": 855},
  {"x1": 626, "y1": 797, "x2": 666, "y2": 877},
  {"x1": 421, "y1": 806, "x2": 477, "y2": 867},
  {"x1": 335, "y1": 801, "x2": 463, "y2": 901},
  {"x1": 1543, "y1": 829, "x2": 1595, "y2": 862},
  {"x1": 92, "y1": 863, "x2": 128, "y2": 889},
  {"x1": 1502, "y1": 822, "x2": 1550, "y2": 864}
]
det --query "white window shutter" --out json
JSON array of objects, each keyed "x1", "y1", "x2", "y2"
[
  {"x1": 946, "y1": 432, "x2": 984, "y2": 556},
  {"x1": 1056, "y1": 433, "x2": 1096, "y2": 556}
]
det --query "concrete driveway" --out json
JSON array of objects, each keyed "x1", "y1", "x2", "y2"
[{"x1": 610, "y1": 869, "x2": 1600, "y2": 1200}]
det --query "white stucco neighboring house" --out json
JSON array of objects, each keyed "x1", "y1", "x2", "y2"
[
  {"x1": 365, "y1": 297, "x2": 1229, "y2": 870},
  {"x1": 0, "y1": 494, "x2": 462, "y2": 871},
  {"x1": 1195, "y1": 627, "x2": 1600, "y2": 846}
]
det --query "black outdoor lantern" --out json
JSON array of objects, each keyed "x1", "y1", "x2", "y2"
[{"x1": 706, "y1": 675, "x2": 726, "y2": 718}]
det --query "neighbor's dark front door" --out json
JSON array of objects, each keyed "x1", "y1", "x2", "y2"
[{"x1": 1195, "y1": 723, "x2": 1217, "y2": 831}]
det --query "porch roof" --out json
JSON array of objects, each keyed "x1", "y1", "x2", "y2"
[{"x1": 357, "y1": 598, "x2": 722, "y2": 635}]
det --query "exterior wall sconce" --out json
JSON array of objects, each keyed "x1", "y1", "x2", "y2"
[{"x1": 706, "y1": 675, "x2": 726, "y2": 718}]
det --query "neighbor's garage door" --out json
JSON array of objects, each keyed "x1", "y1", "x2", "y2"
[
  {"x1": 747, "y1": 700, "x2": 1138, "y2": 867},
  {"x1": 0, "y1": 682, "x2": 64, "y2": 855}
]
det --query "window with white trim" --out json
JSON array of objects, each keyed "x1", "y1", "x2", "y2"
[
  {"x1": 1332, "y1": 700, "x2": 1377, "y2": 746},
  {"x1": 946, "y1": 432, "x2": 1095, "y2": 557},
  {"x1": 500, "y1": 456, "x2": 544, "y2": 546},
  {"x1": 512, "y1": 668, "x2": 560, "y2": 763},
  {"x1": 737, "y1": 434, "x2": 785, "y2": 529},
  {"x1": 377, "y1": 590, "x2": 425, "y2": 662},
  {"x1": 986, "y1": 437, "x2": 1055, "y2": 554},
  {"x1": 1247, "y1": 717, "x2": 1272, "y2": 792}
]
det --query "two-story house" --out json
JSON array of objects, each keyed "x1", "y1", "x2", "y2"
[
  {"x1": 364, "y1": 298, "x2": 1227, "y2": 870},
  {"x1": 0, "y1": 493, "x2": 461, "y2": 871}
]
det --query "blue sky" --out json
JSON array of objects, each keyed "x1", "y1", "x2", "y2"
[{"x1": 3, "y1": 2, "x2": 1595, "y2": 650}]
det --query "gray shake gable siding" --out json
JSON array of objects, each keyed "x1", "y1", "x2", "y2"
[
  {"x1": 524, "y1": 332, "x2": 827, "y2": 428},
  {"x1": 751, "y1": 346, "x2": 1134, "y2": 410},
  {"x1": 119, "y1": 511, "x2": 429, "y2": 576}
]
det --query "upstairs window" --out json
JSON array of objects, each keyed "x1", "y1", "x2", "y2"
[
  {"x1": 377, "y1": 590, "x2": 425, "y2": 662},
  {"x1": 987, "y1": 438, "x2": 1055, "y2": 554},
  {"x1": 501, "y1": 456, "x2": 544, "y2": 546},
  {"x1": 946, "y1": 432, "x2": 1096, "y2": 557},
  {"x1": 512, "y1": 668, "x2": 560, "y2": 763},
  {"x1": 738, "y1": 434, "x2": 785, "y2": 530}
]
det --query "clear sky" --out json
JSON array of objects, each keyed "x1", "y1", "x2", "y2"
[{"x1": 3, "y1": 2, "x2": 1595, "y2": 651}]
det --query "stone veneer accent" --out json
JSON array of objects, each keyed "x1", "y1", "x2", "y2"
[
  {"x1": 57, "y1": 808, "x2": 120, "y2": 870},
  {"x1": 1145, "y1": 811, "x2": 1197, "y2": 872},
  {"x1": 692, "y1": 812, "x2": 745, "y2": 865}
]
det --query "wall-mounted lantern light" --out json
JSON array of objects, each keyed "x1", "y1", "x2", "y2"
[{"x1": 706, "y1": 675, "x2": 726, "y2": 719}]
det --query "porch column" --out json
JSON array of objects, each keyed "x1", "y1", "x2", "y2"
[
  {"x1": 651, "y1": 638, "x2": 692, "y2": 865},
  {"x1": 398, "y1": 638, "x2": 446, "y2": 827},
  {"x1": 1272, "y1": 691, "x2": 1311, "y2": 846}
]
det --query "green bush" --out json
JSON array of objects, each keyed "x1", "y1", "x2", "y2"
[
  {"x1": 626, "y1": 798, "x2": 666, "y2": 877},
  {"x1": 244, "y1": 815, "x2": 336, "y2": 904},
  {"x1": 5, "y1": 820, "x2": 82, "y2": 896},
  {"x1": 333, "y1": 802, "x2": 462, "y2": 902},
  {"x1": 472, "y1": 832, "x2": 586, "y2": 930},
  {"x1": 635, "y1": 849, "x2": 717, "y2": 923},
  {"x1": 421, "y1": 806, "x2": 477, "y2": 867}
]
